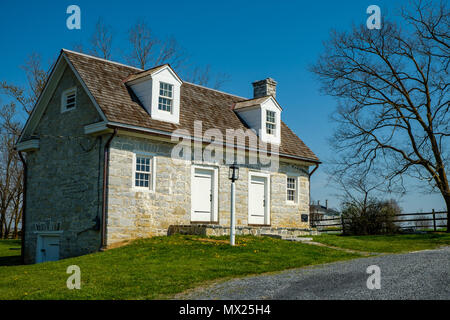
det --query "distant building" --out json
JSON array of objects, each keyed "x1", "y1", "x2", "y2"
[{"x1": 310, "y1": 200, "x2": 340, "y2": 224}]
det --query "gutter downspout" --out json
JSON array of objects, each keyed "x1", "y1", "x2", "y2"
[
  {"x1": 18, "y1": 151, "x2": 27, "y2": 264},
  {"x1": 309, "y1": 163, "x2": 319, "y2": 178},
  {"x1": 308, "y1": 163, "x2": 320, "y2": 199},
  {"x1": 308, "y1": 163, "x2": 319, "y2": 227},
  {"x1": 100, "y1": 128, "x2": 117, "y2": 251}
]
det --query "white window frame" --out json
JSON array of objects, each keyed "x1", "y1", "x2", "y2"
[
  {"x1": 132, "y1": 152, "x2": 156, "y2": 192},
  {"x1": 286, "y1": 176, "x2": 298, "y2": 203},
  {"x1": 266, "y1": 110, "x2": 276, "y2": 135},
  {"x1": 61, "y1": 87, "x2": 77, "y2": 113},
  {"x1": 158, "y1": 82, "x2": 173, "y2": 113}
]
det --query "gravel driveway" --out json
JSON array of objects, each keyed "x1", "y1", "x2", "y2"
[{"x1": 182, "y1": 246, "x2": 450, "y2": 300}]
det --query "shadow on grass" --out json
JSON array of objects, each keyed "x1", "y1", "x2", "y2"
[{"x1": 0, "y1": 254, "x2": 22, "y2": 266}]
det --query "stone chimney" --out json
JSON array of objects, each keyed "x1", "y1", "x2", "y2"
[{"x1": 252, "y1": 78, "x2": 277, "y2": 99}]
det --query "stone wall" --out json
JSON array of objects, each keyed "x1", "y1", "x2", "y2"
[
  {"x1": 106, "y1": 135, "x2": 311, "y2": 246},
  {"x1": 168, "y1": 224, "x2": 318, "y2": 237},
  {"x1": 24, "y1": 65, "x2": 104, "y2": 263}
]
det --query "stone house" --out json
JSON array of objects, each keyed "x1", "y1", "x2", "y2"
[{"x1": 16, "y1": 50, "x2": 320, "y2": 263}]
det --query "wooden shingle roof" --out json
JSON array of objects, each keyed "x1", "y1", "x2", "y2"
[{"x1": 63, "y1": 49, "x2": 319, "y2": 163}]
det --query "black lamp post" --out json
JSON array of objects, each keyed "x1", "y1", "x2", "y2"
[
  {"x1": 228, "y1": 163, "x2": 239, "y2": 182},
  {"x1": 228, "y1": 162, "x2": 239, "y2": 245}
]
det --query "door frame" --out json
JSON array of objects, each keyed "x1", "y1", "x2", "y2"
[
  {"x1": 190, "y1": 164, "x2": 219, "y2": 223},
  {"x1": 248, "y1": 171, "x2": 271, "y2": 226},
  {"x1": 35, "y1": 231, "x2": 63, "y2": 263}
]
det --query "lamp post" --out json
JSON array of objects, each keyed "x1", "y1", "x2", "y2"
[{"x1": 228, "y1": 162, "x2": 239, "y2": 246}]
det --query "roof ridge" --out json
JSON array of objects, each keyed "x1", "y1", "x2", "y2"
[
  {"x1": 236, "y1": 95, "x2": 271, "y2": 102},
  {"x1": 183, "y1": 81, "x2": 246, "y2": 100},
  {"x1": 62, "y1": 48, "x2": 144, "y2": 71},
  {"x1": 132, "y1": 63, "x2": 169, "y2": 75},
  {"x1": 62, "y1": 49, "x2": 247, "y2": 100}
]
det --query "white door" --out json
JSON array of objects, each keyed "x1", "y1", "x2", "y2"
[
  {"x1": 249, "y1": 175, "x2": 267, "y2": 225},
  {"x1": 191, "y1": 168, "x2": 214, "y2": 222},
  {"x1": 37, "y1": 235, "x2": 60, "y2": 263}
]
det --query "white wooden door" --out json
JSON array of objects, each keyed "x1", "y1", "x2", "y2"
[
  {"x1": 249, "y1": 175, "x2": 267, "y2": 225},
  {"x1": 37, "y1": 235, "x2": 60, "y2": 263},
  {"x1": 191, "y1": 168, "x2": 213, "y2": 222}
]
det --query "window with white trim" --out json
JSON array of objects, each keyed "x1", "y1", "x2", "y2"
[
  {"x1": 287, "y1": 177, "x2": 297, "y2": 202},
  {"x1": 134, "y1": 155, "x2": 153, "y2": 189},
  {"x1": 266, "y1": 110, "x2": 276, "y2": 135},
  {"x1": 61, "y1": 88, "x2": 77, "y2": 112},
  {"x1": 158, "y1": 82, "x2": 173, "y2": 112}
]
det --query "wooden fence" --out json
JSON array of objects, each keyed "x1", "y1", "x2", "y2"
[{"x1": 311, "y1": 210, "x2": 448, "y2": 234}]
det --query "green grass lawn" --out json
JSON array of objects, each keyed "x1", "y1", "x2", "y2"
[
  {"x1": 312, "y1": 233, "x2": 450, "y2": 253},
  {"x1": 0, "y1": 235, "x2": 359, "y2": 300}
]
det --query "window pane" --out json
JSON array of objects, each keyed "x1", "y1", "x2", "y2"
[
  {"x1": 158, "y1": 97, "x2": 172, "y2": 112},
  {"x1": 159, "y1": 82, "x2": 173, "y2": 98},
  {"x1": 266, "y1": 123, "x2": 275, "y2": 134},
  {"x1": 267, "y1": 110, "x2": 275, "y2": 123},
  {"x1": 287, "y1": 177, "x2": 296, "y2": 201},
  {"x1": 288, "y1": 190, "x2": 295, "y2": 201},
  {"x1": 135, "y1": 155, "x2": 153, "y2": 188}
]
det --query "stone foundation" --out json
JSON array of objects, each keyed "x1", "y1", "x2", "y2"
[{"x1": 168, "y1": 224, "x2": 319, "y2": 237}]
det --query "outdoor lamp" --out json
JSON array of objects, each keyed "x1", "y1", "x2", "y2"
[
  {"x1": 228, "y1": 163, "x2": 239, "y2": 182},
  {"x1": 228, "y1": 162, "x2": 239, "y2": 246}
]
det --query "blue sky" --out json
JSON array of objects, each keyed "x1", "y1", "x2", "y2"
[{"x1": 0, "y1": 0, "x2": 445, "y2": 212}]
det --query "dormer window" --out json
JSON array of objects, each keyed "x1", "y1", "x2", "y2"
[
  {"x1": 233, "y1": 95, "x2": 281, "y2": 145},
  {"x1": 61, "y1": 87, "x2": 77, "y2": 113},
  {"x1": 158, "y1": 82, "x2": 173, "y2": 112},
  {"x1": 126, "y1": 64, "x2": 182, "y2": 124},
  {"x1": 266, "y1": 110, "x2": 276, "y2": 135}
]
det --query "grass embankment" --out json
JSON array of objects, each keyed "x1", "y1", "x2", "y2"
[
  {"x1": 312, "y1": 233, "x2": 450, "y2": 253},
  {"x1": 0, "y1": 235, "x2": 359, "y2": 300}
]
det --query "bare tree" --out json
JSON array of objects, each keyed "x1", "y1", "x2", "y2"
[
  {"x1": 90, "y1": 18, "x2": 113, "y2": 60},
  {"x1": 71, "y1": 18, "x2": 113, "y2": 60},
  {"x1": 126, "y1": 20, "x2": 229, "y2": 88},
  {"x1": 311, "y1": 1, "x2": 449, "y2": 231},
  {"x1": 337, "y1": 172, "x2": 386, "y2": 212},
  {"x1": 186, "y1": 65, "x2": 231, "y2": 90},
  {"x1": 0, "y1": 102, "x2": 23, "y2": 239},
  {"x1": 0, "y1": 54, "x2": 48, "y2": 239},
  {"x1": 1, "y1": 53, "x2": 50, "y2": 115},
  {"x1": 127, "y1": 20, "x2": 188, "y2": 69}
]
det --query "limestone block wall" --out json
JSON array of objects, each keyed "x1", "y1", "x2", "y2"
[
  {"x1": 106, "y1": 135, "x2": 311, "y2": 245},
  {"x1": 106, "y1": 136, "x2": 191, "y2": 244},
  {"x1": 24, "y1": 65, "x2": 104, "y2": 263}
]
